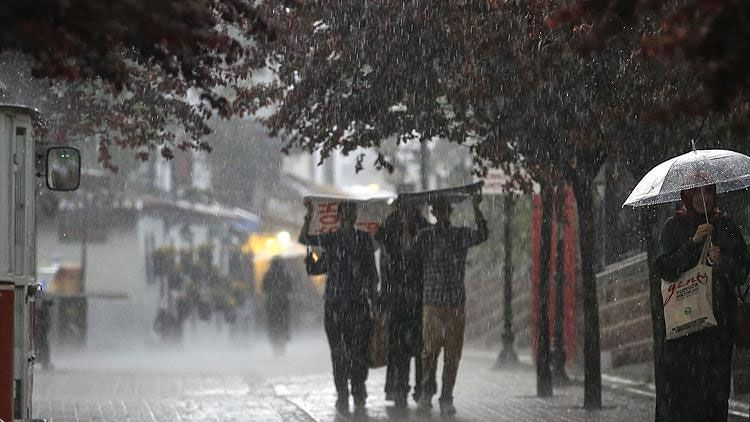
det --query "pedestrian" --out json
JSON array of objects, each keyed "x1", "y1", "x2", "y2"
[
  {"x1": 299, "y1": 200, "x2": 379, "y2": 413},
  {"x1": 262, "y1": 256, "x2": 293, "y2": 354},
  {"x1": 654, "y1": 184, "x2": 750, "y2": 422},
  {"x1": 415, "y1": 194, "x2": 489, "y2": 415},
  {"x1": 376, "y1": 200, "x2": 431, "y2": 408}
]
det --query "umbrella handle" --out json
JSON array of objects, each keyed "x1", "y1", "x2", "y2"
[
  {"x1": 699, "y1": 237, "x2": 712, "y2": 266},
  {"x1": 699, "y1": 186, "x2": 711, "y2": 225}
]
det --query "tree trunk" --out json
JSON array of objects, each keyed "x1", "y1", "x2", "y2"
[
  {"x1": 572, "y1": 174, "x2": 602, "y2": 409},
  {"x1": 551, "y1": 188, "x2": 569, "y2": 382},
  {"x1": 536, "y1": 183, "x2": 553, "y2": 397}
]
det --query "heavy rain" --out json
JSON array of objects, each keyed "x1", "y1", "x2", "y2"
[{"x1": 2, "y1": 2, "x2": 750, "y2": 422}]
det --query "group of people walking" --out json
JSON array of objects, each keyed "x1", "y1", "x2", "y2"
[
  {"x1": 295, "y1": 180, "x2": 750, "y2": 420},
  {"x1": 298, "y1": 193, "x2": 488, "y2": 415}
]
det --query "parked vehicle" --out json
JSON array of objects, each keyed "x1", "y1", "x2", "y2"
[{"x1": 0, "y1": 104, "x2": 80, "y2": 422}]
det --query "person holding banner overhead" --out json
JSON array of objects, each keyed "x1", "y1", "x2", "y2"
[
  {"x1": 654, "y1": 184, "x2": 750, "y2": 422},
  {"x1": 415, "y1": 193, "x2": 489, "y2": 415},
  {"x1": 299, "y1": 200, "x2": 380, "y2": 413}
]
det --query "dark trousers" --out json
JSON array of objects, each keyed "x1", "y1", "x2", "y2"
[
  {"x1": 655, "y1": 327, "x2": 733, "y2": 422},
  {"x1": 324, "y1": 301, "x2": 372, "y2": 400},
  {"x1": 385, "y1": 316, "x2": 425, "y2": 400}
]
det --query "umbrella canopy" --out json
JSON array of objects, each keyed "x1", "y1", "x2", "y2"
[{"x1": 623, "y1": 149, "x2": 750, "y2": 207}]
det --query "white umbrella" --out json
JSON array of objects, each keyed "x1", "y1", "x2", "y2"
[{"x1": 623, "y1": 149, "x2": 750, "y2": 208}]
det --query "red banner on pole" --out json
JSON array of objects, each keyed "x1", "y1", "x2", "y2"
[{"x1": 530, "y1": 187, "x2": 578, "y2": 363}]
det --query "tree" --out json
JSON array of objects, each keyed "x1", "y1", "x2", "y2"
[
  {"x1": 547, "y1": 0, "x2": 750, "y2": 115},
  {"x1": 0, "y1": 0, "x2": 271, "y2": 88},
  {"x1": 255, "y1": 0, "x2": 749, "y2": 408},
  {"x1": 544, "y1": 1, "x2": 750, "y2": 407},
  {"x1": 0, "y1": 1, "x2": 274, "y2": 170}
]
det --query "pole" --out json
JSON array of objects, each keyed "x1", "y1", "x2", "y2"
[{"x1": 496, "y1": 194, "x2": 518, "y2": 367}]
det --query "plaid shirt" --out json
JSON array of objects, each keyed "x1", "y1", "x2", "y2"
[{"x1": 416, "y1": 221, "x2": 488, "y2": 307}]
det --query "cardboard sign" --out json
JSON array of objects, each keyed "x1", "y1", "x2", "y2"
[
  {"x1": 304, "y1": 196, "x2": 394, "y2": 235},
  {"x1": 399, "y1": 181, "x2": 484, "y2": 204}
]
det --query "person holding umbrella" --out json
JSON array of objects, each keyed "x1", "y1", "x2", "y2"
[
  {"x1": 624, "y1": 148, "x2": 750, "y2": 421},
  {"x1": 653, "y1": 183, "x2": 750, "y2": 422}
]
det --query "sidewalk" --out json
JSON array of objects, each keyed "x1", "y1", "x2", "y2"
[{"x1": 30, "y1": 345, "x2": 750, "y2": 421}]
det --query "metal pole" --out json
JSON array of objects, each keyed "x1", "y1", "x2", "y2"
[{"x1": 496, "y1": 194, "x2": 518, "y2": 367}]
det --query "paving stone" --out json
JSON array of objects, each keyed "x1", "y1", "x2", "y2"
[{"x1": 31, "y1": 349, "x2": 749, "y2": 422}]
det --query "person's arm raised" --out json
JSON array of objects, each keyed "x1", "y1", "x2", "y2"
[
  {"x1": 298, "y1": 200, "x2": 314, "y2": 245},
  {"x1": 473, "y1": 194, "x2": 489, "y2": 243}
]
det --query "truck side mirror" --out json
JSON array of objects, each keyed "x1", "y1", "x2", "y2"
[{"x1": 46, "y1": 147, "x2": 81, "y2": 191}]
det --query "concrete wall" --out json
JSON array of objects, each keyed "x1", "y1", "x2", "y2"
[
  {"x1": 596, "y1": 252, "x2": 653, "y2": 370},
  {"x1": 596, "y1": 252, "x2": 750, "y2": 394}
]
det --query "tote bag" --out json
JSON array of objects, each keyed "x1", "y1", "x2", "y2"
[{"x1": 662, "y1": 240, "x2": 717, "y2": 340}]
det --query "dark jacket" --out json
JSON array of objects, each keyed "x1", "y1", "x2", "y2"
[
  {"x1": 654, "y1": 214, "x2": 750, "y2": 422},
  {"x1": 376, "y1": 214, "x2": 429, "y2": 320},
  {"x1": 305, "y1": 229, "x2": 379, "y2": 306}
]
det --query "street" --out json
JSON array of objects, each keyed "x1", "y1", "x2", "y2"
[{"x1": 30, "y1": 333, "x2": 750, "y2": 422}]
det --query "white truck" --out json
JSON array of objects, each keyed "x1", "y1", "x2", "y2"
[{"x1": 0, "y1": 104, "x2": 80, "y2": 422}]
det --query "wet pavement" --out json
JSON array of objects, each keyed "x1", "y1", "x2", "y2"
[{"x1": 31, "y1": 336, "x2": 750, "y2": 422}]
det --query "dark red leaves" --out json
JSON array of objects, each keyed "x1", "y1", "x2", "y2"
[{"x1": 0, "y1": 0, "x2": 270, "y2": 89}]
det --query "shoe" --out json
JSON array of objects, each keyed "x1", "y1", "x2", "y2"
[
  {"x1": 417, "y1": 397, "x2": 432, "y2": 413},
  {"x1": 353, "y1": 396, "x2": 366, "y2": 408},
  {"x1": 394, "y1": 396, "x2": 408, "y2": 409},
  {"x1": 335, "y1": 397, "x2": 349, "y2": 413},
  {"x1": 439, "y1": 400, "x2": 456, "y2": 415}
]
